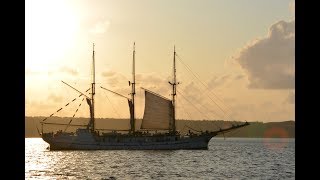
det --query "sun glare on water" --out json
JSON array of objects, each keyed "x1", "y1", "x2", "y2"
[{"x1": 26, "y1": 0, "x2": 79, "y2": 72}]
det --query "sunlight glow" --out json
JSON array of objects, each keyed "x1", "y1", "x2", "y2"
[{"x1": 26, "y1": 0, "x2": 79, "y2": 72}]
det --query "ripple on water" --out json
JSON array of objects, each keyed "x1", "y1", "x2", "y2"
[{"x1": 25, "y1": 138, "x2": 295, "y2": 179}]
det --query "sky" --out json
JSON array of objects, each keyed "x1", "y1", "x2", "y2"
[{"x1": 25, "y1": 0, "x2": 295, "y2": 122}]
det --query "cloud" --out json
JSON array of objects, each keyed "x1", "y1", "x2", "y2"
[
  {"x1": 207, "y1": 74, "x2": 231, "y2": 89},
  {"x1": 100, "y1": 71, "x2": 173, "y2": 99},
  {"x1": 47, "y1": 94, "x2": 63, "y2": 103},
  {"x1": 205, "y1": 73, "x2": 246, "y2": 91},
  {"x1": 25, "y1": 99, "x2": 58, "y2": 116},
  {"x1": 101, "y1": 70, "x2": 116, "y2": 77},
  {"x1": 136, "y1": 73, "x2": 168, "y2": 86},
  {"x1": 26, "y1": 67, "x2": 295, "y2": 121},
  {"x1": 98, "y1": 71, "x2": 172, "y2": 118},
  {"x1": 234, "y1": 75, "x2": 245, "y2": 80},
  {"x1": 59, "y1": 66, "x2": 79, "y2": 76},
  {"x1": 180, "y1": 81, "x2": 206, "y2": 104},
  {"x1": 90, "y1": 20, "x2": 110, "y2": 34},
  {"x1": 233, "y1": 20, "x2": 295, "y2": 89},
  {"x1": 106, "y1": 74, "x2": 128, "y2": 87},
  {"x1": 100, "y1": 71, "x2": 129, "y2": 86},
  {"x1": 136, "y1": 73, "x2": 172, "y2": 98},
  {"x1": 100, "y1": 71, "x2": 131, "y2": 97}
]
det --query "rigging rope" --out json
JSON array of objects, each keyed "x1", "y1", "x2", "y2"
[
  {"x1": 176, "y1": 54, "x2": 235, "y2": 121},
  {"x1": 103, "y1": 91, "x2": 122, "y2": 119},
  {"x1": 178, "y1": 98, "x2": 193, "y2": 120},
  {"x1": 64, "y1": 97, "x2": 86, "y2": 132},
  {"x1": 177, "y1": 54, "x2": 232, "y2": 109},
  {"x1": 177, "y1": 90, "x2": 226, "y2": 131},
  {"x1": 179, "y1": 100, "x2": 196, "y2": 131},
  {"x1": 223, "y1": 124, "x2": 242, "y2": 137},
  {"x1": 176, "y1": 90, "x2": 212, "y2": 121},
  {"x1": 178, "y1": 92, "x2": 220, "y2": 131},
  {"x1": 177, "y1": 88, "x2": 225, "y2": 120},
  {"x1": 170, "y1": 59, "x2": 224, "y2": 123},
  {"x1": 178, "y1": 87, "x2": 225, "y2": 120},
  {"x1": 42, "y1": 88, "x2": 91, "y2": 122},
  {"x1": 178, "y1": 97, "x2": 205, "y2": 132}
]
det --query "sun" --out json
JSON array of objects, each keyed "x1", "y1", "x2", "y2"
[{"x1": 26, "y1": 0, "x2": 79, "y2": 72}]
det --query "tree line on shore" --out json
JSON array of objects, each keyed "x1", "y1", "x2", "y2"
[{"x1": 25, "y1": 116, "x2": 295, "y2": 138}]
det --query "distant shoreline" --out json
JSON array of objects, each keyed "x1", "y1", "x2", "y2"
[{"x1": 25, "y1": 117, "x2": 295, "y2": 138}]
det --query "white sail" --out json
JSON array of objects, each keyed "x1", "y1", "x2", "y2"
[{"x1": 141, "y1": 90, "x2": 173, "y2": 130}]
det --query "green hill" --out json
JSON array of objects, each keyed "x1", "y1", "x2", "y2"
[{"x1": 25, "y1": 116, "x2": 294, "y2": 138}]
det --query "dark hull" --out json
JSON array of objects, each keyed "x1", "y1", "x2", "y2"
[{"x1": 42, "y1": 131, "x2": 215, "y2": 150}]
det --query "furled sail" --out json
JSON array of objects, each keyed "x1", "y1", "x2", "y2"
[
  {"x1": 128, "y1": 99, "x2": 134, "y2": 129},
  {"x1": 141, "y1": 90, "x2": 173, "y2": 130}
]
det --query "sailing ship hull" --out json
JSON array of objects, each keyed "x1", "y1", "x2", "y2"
[
  {"x1": 40, "y1": 45, "x2": 250, "y2": 151},
  {"x1": 42, "y1": 129, "x2": 215, "y2": 150}
]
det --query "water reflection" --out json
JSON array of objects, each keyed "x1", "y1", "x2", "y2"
[{"x1": 26, "y1": 138, "x2": 295, "y2": 179}]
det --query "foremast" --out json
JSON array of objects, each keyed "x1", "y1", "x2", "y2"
[
  {"x1": 89, "y1": 43, "x2": 96, "y2": 132},
  {"x1": 129, "y1": 42, "x2": 136, "y2": 133},
  {"x1": 169, "y1": 46, "x2": 178, "y2": 133},
  {"x1": 100, "y1": 43, "x2": 136, "y2": 133}
]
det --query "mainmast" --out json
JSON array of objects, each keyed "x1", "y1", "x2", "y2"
[
  {"x1": 169, "y1": 46, "x2": 178, "y2": 133},
  {"x1": 129, "y1": 42, "x2": 136, "y2": 133},
  {"x1": 91, "y1": 43, "x2": 96, "y2": 131}
]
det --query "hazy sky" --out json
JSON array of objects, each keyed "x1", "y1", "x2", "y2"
[{"x1": 25, "y1": 0, "x2": 295, "y2": 122}]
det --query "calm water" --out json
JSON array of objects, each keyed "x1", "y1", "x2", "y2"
[{"x1": 25, "y1": 138, "x2": 295, "y2": 179}]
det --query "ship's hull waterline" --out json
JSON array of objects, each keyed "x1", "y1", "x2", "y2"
[{"x1": 42, "y1": 130, "x2": 215, "y2": 150}]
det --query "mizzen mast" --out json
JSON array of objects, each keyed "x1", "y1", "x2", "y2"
[
  {"x1": 90, "y1": 43, "x2": 96, "y2": 131},
  {"x1": 169, "y1": 46, "x2": 178, "y2": 133}
]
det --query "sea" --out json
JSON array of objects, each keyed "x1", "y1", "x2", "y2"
[{"x1": 25, "y1": 138, "x2": 295, "y2": 179}]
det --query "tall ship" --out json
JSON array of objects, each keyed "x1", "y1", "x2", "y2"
[{"x1": 40, "y1": 43, "x2": 249, "y2": 150}]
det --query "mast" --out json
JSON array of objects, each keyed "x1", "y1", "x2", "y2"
[
  {"x1": 91, "y1": 43, "x2": 96, "y2": 131},
  {"x1": 130, "y1": 42, "x2": 136, "y2": 133},
  {"x1": 169, "y1": 46, "x2": 177, "y2": 133}
]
